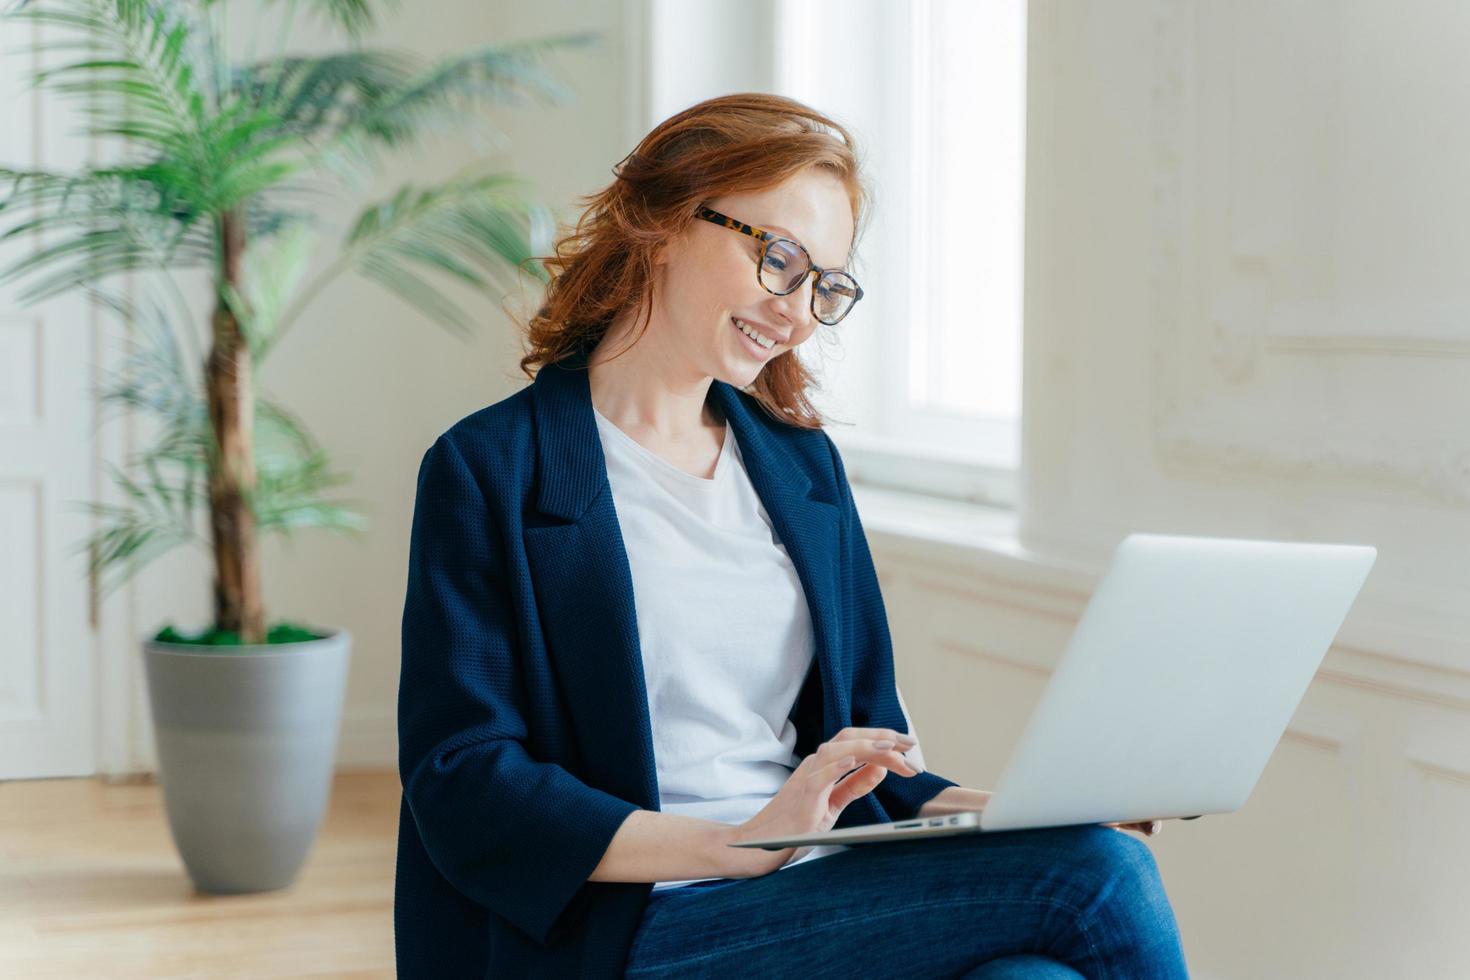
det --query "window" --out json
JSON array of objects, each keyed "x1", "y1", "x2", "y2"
[{"x1": 774, "y1": 0, "x2": 1027, "y2": 507}]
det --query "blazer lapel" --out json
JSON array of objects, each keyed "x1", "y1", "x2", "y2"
[{"x1": 523, "y1": 350, "x2": 844, "y2": 812}]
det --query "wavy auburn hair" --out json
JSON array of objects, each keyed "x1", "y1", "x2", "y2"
[{"x1": 515, "y1": 92, "x2": 870, "y2": 430}]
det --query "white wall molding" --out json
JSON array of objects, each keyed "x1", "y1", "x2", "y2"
[
  {"x1": 1148, "y1": 0, "x2": 1470, "y2": 511},
  {"x1": 864, "y1": 506, "x2": 1470, "y2": 716}
]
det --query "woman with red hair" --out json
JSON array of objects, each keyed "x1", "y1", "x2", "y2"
[{"x1": 395, "y1": 92, "x2": 1189, "y2": 979}]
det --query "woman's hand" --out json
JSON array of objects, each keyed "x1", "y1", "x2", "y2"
[
  {"x1": 1101, "y1": 818, "x2": 1165, "y2": 837},
  {"x1": 726, "y1": 726, "x2": 924, "y2": 877}
]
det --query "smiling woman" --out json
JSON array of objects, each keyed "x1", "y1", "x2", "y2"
[
  {"x1": 584, "y1": 165, "x2": 859, "y2": 433},
  {"x1": 516, "y1": 92, "x2": 871, "y2": 430},
  {"x1": 395, "y1": 92, "x2": 1190, "y2": 980}
]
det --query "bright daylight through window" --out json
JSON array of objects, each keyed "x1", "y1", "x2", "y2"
[{"x1": 775, "y1": 0, "x2": 1026, "y2": 506}]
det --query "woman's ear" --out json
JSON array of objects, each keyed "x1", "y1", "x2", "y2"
[
  {"x1": 650, "y1": 233, "x2": 676, "y2": 268},
  {"x1": 652, "y1": 222, "x2": 696, "y2": 269}
]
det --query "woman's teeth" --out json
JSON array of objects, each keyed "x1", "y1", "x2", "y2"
[{"x1": 734, "y1": 317, "x2": 776, "y2": 351}]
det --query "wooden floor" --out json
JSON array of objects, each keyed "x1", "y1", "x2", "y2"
[{"x1": 0, "y1": 769, "x2": 401, "y2": 979}]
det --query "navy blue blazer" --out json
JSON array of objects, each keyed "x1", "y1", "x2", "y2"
[{"x1": 395, "y1": 346, "x2": 958, "y2": 978}]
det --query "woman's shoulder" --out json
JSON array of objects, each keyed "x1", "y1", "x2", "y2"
[
  {"x1": 417, "y1": 385, "x2": 537, "y2": 508},
  {"x1": 435, "y1": 384, "x2": 535, "y2": 457}
]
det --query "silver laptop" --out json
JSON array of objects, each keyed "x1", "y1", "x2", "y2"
[{"x1": 730, "y1": 532, "x2": 1377, "y2": 851}]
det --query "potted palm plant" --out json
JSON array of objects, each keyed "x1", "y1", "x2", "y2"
[{"x1": 0, "y1": 0, "x2": 594, "y2": 893}]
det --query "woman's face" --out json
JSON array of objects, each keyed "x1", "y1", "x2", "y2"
[{"x1": 652, "y1": 167, "x2": 856, "y2": 388}]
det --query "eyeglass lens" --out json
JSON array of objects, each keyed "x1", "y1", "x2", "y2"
[{"x1": 759, "y1": 239, "x2": 859, "y2": 324}]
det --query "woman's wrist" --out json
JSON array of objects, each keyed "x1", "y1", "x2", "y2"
[{"x1": 715, "y1": 822, "x2": 792, "y2": 878}]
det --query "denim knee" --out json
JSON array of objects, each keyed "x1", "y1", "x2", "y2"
[
  {"x1": 1032, "y1": 825, "x2": 1171, "y2": 917},
  {"x1": 963, "y1": 953, "x2": 1086, "y2": 979},
  {"x1": 1065, "y1": 826, "x2": 1178, "y2": 933}
]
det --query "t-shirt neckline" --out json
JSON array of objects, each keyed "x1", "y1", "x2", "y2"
[{"x1": 592, "y1": 405, "x2": 733, "y2": 487}]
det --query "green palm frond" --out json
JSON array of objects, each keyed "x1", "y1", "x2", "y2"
[
  {"x1": 265, "y1": 0, "x2": 391, "y2": 40},
  {"x1": 247, "y1": 400, "x2": 368, "y2": 539},
  {"x1": 225, "y1": 32, "x2": 598, "y2": 188},
  {"x1": 231, "y1": 48, "x2": 417, "y2": 137},
  {"x1": 12, "y1": 2, "x2": 310, "y2": 220},
  {"x1": 0, "y1": 148, "x2": 310, "y2": 305},
  {"x1": 254, "y1": 397, "x2": 317, "y2": 461},
  {"x1": 15, "y1": 0, "x2": 215, "y2": 157},
  {"x1": 340, "y1": 34, "x2": 599, "y2": 149},
  {"x1": 88, "y1": 287, "x2": 202, "y2": 418},
  {"x1": 70, "y1": 492, "x2": 195, "y2": 601},
  {"x1": 71, "y1": 336, "x2": 213, "y2": 599},
  {"x1": 251, "y1": 444, "x2": 368, "y2": 539},
  {"x1": 224, "y1": 221, "x2": 315, "y2": 362},
  {"x1": 195, "y1": 100, "x2": 307, "y2": 208},
  {"x1": 0, "y1": 164, "x2": 301, "y2": 262},
  {"x1": 340, "y1": 169, "x2": 553, "y2": 336},
  {"x1": 0, "y1": 162, "x2": 214, "y2": 297}
]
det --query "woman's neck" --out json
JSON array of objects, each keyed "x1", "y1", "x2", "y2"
[{"x1": 587, "y1": 318, "x2": 722, "y2": 441}]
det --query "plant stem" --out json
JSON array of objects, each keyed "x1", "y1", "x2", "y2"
[{"x1": 205, "y1": 205, "x2": 264, "y2": 642}]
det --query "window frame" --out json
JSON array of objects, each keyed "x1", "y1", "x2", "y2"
[{"x1": 774, "y1": 0, "x2": 1026, "y2": 509}]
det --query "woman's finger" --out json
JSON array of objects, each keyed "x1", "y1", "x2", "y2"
[
  {"x1": 821, "y1": 755, "x2": 858, "y2": 780},
  {"x1": 828, "y1": 728, "x2": 918, "y2": 747},
  {"x1": 829, "y1": 763, "x2": 887, "y2": 811}
]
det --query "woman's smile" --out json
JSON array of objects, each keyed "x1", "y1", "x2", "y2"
[{"x1": 732, "y1": 316, "x2": 779, "y2": 356}]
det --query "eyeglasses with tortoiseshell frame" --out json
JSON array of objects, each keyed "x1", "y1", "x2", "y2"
[{"x1": 694, "y1": 205, "x2": 864, "y2": 325}]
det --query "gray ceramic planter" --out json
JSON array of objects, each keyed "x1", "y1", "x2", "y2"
[{"x1": 142, "y1": 628, "x2": 352, "y2": 893}]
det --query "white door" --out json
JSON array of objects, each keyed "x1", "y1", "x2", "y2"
[{"x1": 0, "y1": 18, "x2": 99, "y2": 778}]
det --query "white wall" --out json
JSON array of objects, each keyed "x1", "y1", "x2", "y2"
[{"x1": 883, "y1": 2, "x2": 1470, "y2": 977}]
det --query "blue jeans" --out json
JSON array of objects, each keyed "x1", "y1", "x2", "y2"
[{"x1": 623, "y1": 824, "x2": 1190, "y2": 978}]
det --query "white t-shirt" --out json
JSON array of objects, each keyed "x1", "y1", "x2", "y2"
[{"x1": 592, "y1": 403, "x2": 850, "y2": 891}]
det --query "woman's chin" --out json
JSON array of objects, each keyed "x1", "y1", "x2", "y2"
[{"x1": 719, "y1": 344, "x2": 765, "y2": 380}]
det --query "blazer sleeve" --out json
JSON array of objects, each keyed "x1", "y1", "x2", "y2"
[
  {"x1": 398, "y1": 433, "x2": 640, "y2": 946},
  {"x1": 823, "y1": 431, "x2": 959, "y2": 820}
]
